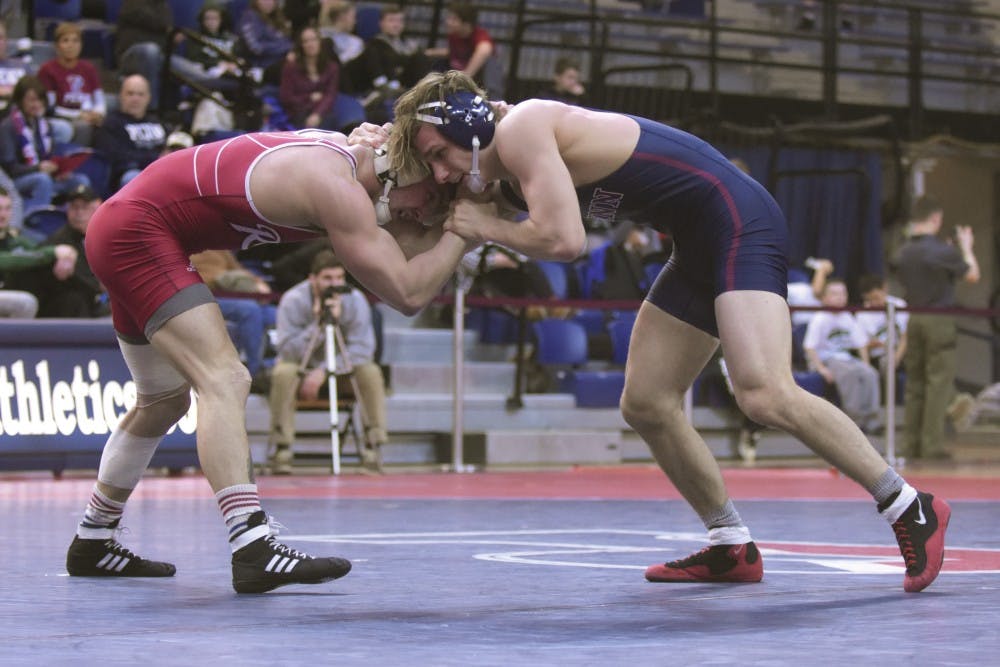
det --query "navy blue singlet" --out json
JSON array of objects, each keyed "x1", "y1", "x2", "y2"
[{"x1": 575, "y1": 115, "x2": 790, "y2": 336}]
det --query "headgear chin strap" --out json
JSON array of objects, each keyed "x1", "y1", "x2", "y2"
[
  {"x1": 416, "y1": 90, "x2": 495, "y2": 194},
  {"x1": 373, "y1": 147, "x2": 395, "y2": 226},
  {"x1": 372, "y1": 147, "x2": 427, "y2": 225}
]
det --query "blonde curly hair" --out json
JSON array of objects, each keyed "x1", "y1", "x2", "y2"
[{"x1": 387, "y1": 70, "x2": 488, "y2": 177}]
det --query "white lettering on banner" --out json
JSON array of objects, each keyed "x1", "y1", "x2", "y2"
[{"x1": 0, "y1": 359, "x2": 197, "y2": 438}]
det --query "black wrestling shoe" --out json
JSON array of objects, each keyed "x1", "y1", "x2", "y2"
[
  {"x1": 890, "y1": 492, "x2": 951, "y2": 593},
  {"x1": 66, "y1": 533, "x2": 176, "y2": 577},
  {"x1": 231, "y1": 511, "x2": 352, "y2": 594}
]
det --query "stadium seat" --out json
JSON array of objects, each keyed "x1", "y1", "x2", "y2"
[
  {"x1": 73, "y1": 153, "x2": 112, "y2": 199},
  {"x1": 105, "y1": 0, "x2": 123, "y2": 22},
  {"x1": 23, "y1": 207, "x2": 68, "y2": 240},
  {"x1": 535, "y1": 260, "x2": 570, "y2": 299},
  {"x1": 608, "y1": 317, "x2": 634, "y2": 365},
  {"x1": 355, "y1": 5, "x2": 382, "y2": 41},
  {"x1": 532, "y1": 318, "x2": 625, "y2": 406},
  {"x1": 35, "y1": 0, "x2": 82, "y2": 20},
  {"x1": 533, "y1": 318, "x2": 588, "y2": 366}
]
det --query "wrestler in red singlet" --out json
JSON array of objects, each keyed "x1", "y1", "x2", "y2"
[{"x1": 86, "y1": 130, "x2": 353, "y2": 341}]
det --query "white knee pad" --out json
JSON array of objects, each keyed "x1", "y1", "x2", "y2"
[
  {"x1": 98, "y1": 428, "x2": 163, "y2": 490},
  {"x1": 119, "y1": 339, "x2": 189, "y2": 406}
]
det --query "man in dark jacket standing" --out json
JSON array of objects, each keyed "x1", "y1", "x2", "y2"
[{"x1": 893, "y1": 196, "x2": 980, "y2": 461}]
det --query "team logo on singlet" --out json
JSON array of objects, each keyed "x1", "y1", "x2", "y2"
[
  {"x1": 228, "y1": 221, "x2": 283, "y2": 249},
  {"x1": 585, "y1": 187, "x2": 625, "y2": 229}
]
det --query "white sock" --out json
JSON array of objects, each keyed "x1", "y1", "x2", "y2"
[
  {"x1": 880, "y1": 483, "x2": 918, "y2": 524},
  {"x1": 78, "y1": 487, "x2": 126, "y2": 540},
  {"x1": 708, "y1": 525, "x2": 753, "y2": 545},
  {"x1": 216, "y1": 484, "x2": 268, "y2": 552}
]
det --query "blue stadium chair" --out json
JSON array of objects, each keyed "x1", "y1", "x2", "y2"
[
  {"x1": 791, "y1": 322, "x2": 809, "y2": 369},
  {"x1": 168, "y1": 0, "x2": 201, "y2": 30},
  {"x1": 466, "y1": 307, "x2": 518, "y2": 344},
  {"x1": 355, "y1": 5, "x2": 382, "y2": 41},
  {"x1": 35, "y1": 0, "x2": 82, "y2": 20},
  {"x1": 533, "y1": 318, "x2": 588, "y2": 367},
  {"x1": 608, "y1": 317, "x2": 634, "y2": 365},
  {"x1": 571, "y1": 371, "x2": 625, "y2": 407},
  {"x1": 572, "y1": 309, "x2": 606, "y2": 335},
  {"x1": 23, "y1": 207, "x2": 68, "y2": 240},
  {"x1": 105, "y1": 0, "x2": 123, "y2": 22},
  {"x1": 643, "y1": 261, "x2": 663, "y2": 290},
  {"x1": 73, "y1": 153, "x2": 112, "y2": 199},
  {"x1": 533, "y1": 318, "x2": 624, "y2": 406},
  {"x1": 793, "y1": 371, "x2": 828, "y2": 398},
  {"x1": 535, "y1": 260, "x2": 569, "y2": 300},
  {"x1": 226, "y1": 0, "x2": 250, "y2": 24}
]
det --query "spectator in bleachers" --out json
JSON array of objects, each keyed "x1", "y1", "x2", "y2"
[
  {"x1": 284, "y1": 0, "x2": 323, "y2": 35},
  {"x1": 94, "y1": 74, "x2": 167, "y2": 189},
  {"x1": 32, "y1": 183, "x2": 106, "y2": 318},
  {"x1": 190, "y1": 3, "x2": 241, "y2": 78},
  {"x1": 37, "y1": 22, "x2": 106, "y2": 147},
  {"x1": 787, "y1": 256, "x2": 834, "y2": 327},
  {"x1": 360, "y1": 4, "x2": 431, "y2": 122},
  {"x1": 803, "y1": 277, "x2": 882, "y2": 433},
  {"x1": 0, "y1": 19, "x2": 33, "y2": 113},
  {"x1": 319, "y1": 0, "x2": 364, "y2": 66},
  {"x1": 0, "y1": 185, "x2": 77, "y2": 318},
  {"x1": 426, "y1": 2, "x2": 503, "y2": 99},
  {"x1": 856, "y1": 273, "x2": 908, "y2": 381},
  {"x1": 116, "y1": 0, "x2": 220, "y2": 111},
  {"x1": 0, "y1": 76, "x2": 90, "y2": 212},
  {"x1": 269, "y1": 250, "x2": 387, "y2": 473},
  {"x1": 235, "y1": 0, "x2": 294, "y2": 71},
  {"x1": 536, "y1": 56, "x2": 587, "y2": 106},
  {"x1": 187, "y1": 3, "x2": 251, "y2": 142},
  {"x1": 280, "y1": 25, "x2": 363, "y2": 132}
]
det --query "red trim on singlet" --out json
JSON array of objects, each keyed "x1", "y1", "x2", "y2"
[{"x1": 632, "y1": 151, "x2": 745, "y2": 291}]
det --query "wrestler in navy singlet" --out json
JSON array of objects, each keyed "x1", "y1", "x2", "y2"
[{"x1": 508, "y1": 115, "x2": 789, "y2": 336}]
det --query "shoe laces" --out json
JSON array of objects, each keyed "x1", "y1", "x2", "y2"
[
  {"x1": 103, "y1": 537, "x2": 138, "y2": 560},
  {"x1": 666, "y1": 546, "x2": 713, "y2": 568},
  {"x1": 266, "y1": 515, "x2": 286, "y2": 536},
  {"x1": 264, "y1": 536, "x2": 311, "y2": 561},
  {"x1": 891, "y1": 520, "x2": 917, "y2": 569}
]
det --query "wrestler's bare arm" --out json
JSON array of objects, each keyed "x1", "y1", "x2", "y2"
[
  {"x1": 311, "y1": 179, "x2": 470, "y2": 315},
  {"x1": 446, "y1": 106, "x2": 586, "y2": 262}
]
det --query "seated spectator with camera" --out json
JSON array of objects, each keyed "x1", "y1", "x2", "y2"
[{"x1": 268, "y1": 250, "x2": 387, "y2": 473}]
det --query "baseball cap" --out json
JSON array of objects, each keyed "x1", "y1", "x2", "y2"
[
  {"x1": 57, "y1": 184, "x2": 99, "y2": 204},
  {"x1": 166, "y1": 131, "x2": 194, "y2": 149}
]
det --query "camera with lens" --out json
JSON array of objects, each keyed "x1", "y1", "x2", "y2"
[{"x1": 320, "y1": 284, "x2": 353, "y2": 300}]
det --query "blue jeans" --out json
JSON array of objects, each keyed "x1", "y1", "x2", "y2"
[
  {"x1": 216, "y1": 297, "x2": 266, "y2": 377},
  {"x1": 15, "y1": 171, "x2": 91, "y2": 213}
]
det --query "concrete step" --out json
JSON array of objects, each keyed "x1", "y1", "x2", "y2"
[
  {"x1": 382, "y1": 326, "x2": 518, "y2": 364},
  {"x1": 390, "y1": 361, "x2": 516, "y2": 394},
  {"x1": 484, "y1": 430, "x2": 623, "y2": 466}
]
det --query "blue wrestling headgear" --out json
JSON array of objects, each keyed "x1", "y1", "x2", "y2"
[
  {"x1": 415, "y1": 90, "x2": 495, "y2": 193},
  {"x1": 415, "y1": 91, "x2": 495, "y2": 149}
]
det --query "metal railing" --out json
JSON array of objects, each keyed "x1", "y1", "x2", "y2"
[{"x1": 400, "y1": 0, "x2": 1000, "y2": 140}]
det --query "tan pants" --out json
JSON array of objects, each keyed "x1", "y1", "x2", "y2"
[
  {"x1": 902, "y1": 314, "x2": 957, "y2": 459},
  {"x1": 268, "y1": 360, "x2": 388, "y2": 448}
]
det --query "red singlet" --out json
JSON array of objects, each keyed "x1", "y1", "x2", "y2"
[{"x1": 86, "y1": 130, "x2": 355, "y2": 340}]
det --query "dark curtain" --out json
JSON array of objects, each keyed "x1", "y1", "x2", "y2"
[{"x1": 720, "y1": 144, "x2": 884, "y2": 296}]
